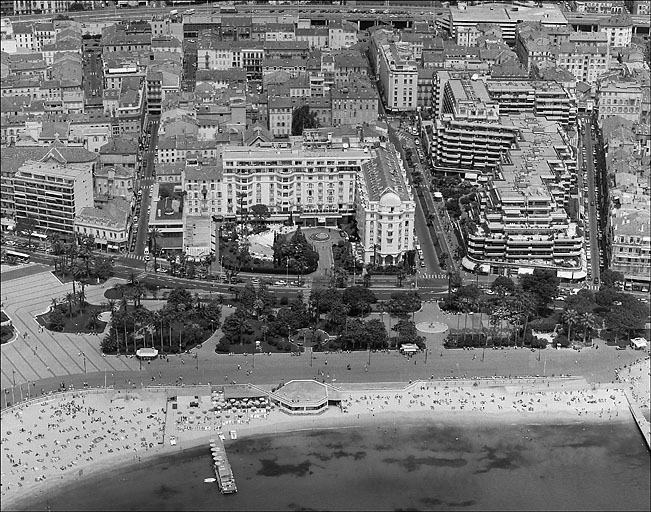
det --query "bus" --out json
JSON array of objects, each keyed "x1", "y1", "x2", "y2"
[{"x1": 5, "y1": 250, "x2": 30, "y2": 263}]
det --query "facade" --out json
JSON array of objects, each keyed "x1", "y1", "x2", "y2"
[
  {"x1": 74, "y1": 198, "x2": 130, "y2": 252},
  {"x1": 13, "y1": 1, "x2": 70, "y2": 15},
  {"x1": 328, "y1": 20, "x2": 357, "y2": 50},
  {"x1": 599, "y1": 14, "x2": 634, "y2": 47},
  {"x1": 13, "y1": 157, "x2": 94, "y2": 235},
  {"x1": 377, "y1": 42, "x2": 418, "y2": 112},
  {"x1": 596, "y1": 78, "x2": 643, "y2": 123},
  {"x1": 93, "y1": 165, "x2": 135, "y2": 199},
  {"x1": 431, "y1": 78, "x2": 520, "y2": 175},
  {"x1": 355, "y1": 144, "x2": 415, "y2": 265},
  {"x1": 609, "y1": 207, "x2": 651, "y2": 286},
  {"x1": 267, "y1": 95, "x2": 331, "y2": 137},
  {"x1": 330, "y1": 77, "x2": 379, "y2": 128},
  {"x1": 218, "y1": 145, "x2": 369, "y2": 225}
]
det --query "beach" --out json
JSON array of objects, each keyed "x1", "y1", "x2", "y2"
[{"x1": 1, "y1": 375, "x2": 642, "y2": 511}]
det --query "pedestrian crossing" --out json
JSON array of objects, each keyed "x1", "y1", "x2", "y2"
[
  {"x1": 418, "y1": 273, "x2": 448, "y2": 279},
  {"x1": 123, "y1": 253, "x2": 147, "y2": 261}
]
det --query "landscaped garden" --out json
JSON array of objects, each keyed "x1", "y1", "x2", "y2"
[
  {"x1": 216, "y1": 282, "x2": 425, "y2": 354},
  {"x1": 100, "y1": 284, "x2": 222, "y2": 355},
  {"x1": 440, "y1": 269, "x2": 649, "y2": 350},
  {"x1": 220, "y1": 224, "x2": 319, "y2": 279},
  {"x1": 36, "y1": 298, "x2": 109, "y2": 334}
]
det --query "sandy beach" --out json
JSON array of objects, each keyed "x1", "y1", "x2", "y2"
[{"x1": 1, "y1": 374, "x2": 638, "y2": 511}]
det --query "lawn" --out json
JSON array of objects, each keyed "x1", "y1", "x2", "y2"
[
  {"x1": 36, "y1": 303, "x2": 109, "y2": 334},
  {"x1": 1, "y1": 324, "x2": 15, "y2": 344},
  {"x1": 216, "y1": 318, "x2": 299, "y2": 354}
]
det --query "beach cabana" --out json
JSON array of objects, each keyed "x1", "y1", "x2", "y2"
[
  {"x1": 399, "y1": 344, "x2": 419, "y2": 354},
  {"x1": 630, "y1": 337, "x2": 647, "y2": 350}
]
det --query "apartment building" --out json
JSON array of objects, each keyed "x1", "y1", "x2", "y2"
[
  {"x1": 599, "y1": 13, "x2": 634, "y2": 47},
  {"x1": 486, "y1": 80, "x2": 577, "y2": 127},
  {"x1": 431, "y1": 78, "x2": 520, "y2": 175},
  {"x1": 267, "y1": 95, "x2": 331, "y2": 137},
  {"x1": 377, "y1": 42, "x2": 418, "y2": 112},
  {"x1": 327, "y1": 19, "x2": 358, "y2": 50},
  {"x1": 573, "y1": 1, "x2": 627, "y2": 14},
  {"x1": 217, "y1": 145, "x2": 369, "y2": 225},
  {"x1": 609, "y1": 206, "x2": 651, "y2": 287},
  {"x1": 93, "y1": 165, "x2": 134, "y2": 199},
  {"x1": 330, "y1": 76, "x2": 379, "y2": 128},
  {"x1": 466, "y1": 116, "x2": 583, "y2": 273},
  {"x1": 355, "y1": 144, "x2": 415, "y2": 266},
  {"x1": 12, "y1": 156, "x2": 95, "y2": 235},
  {"x1": 596, "y1": 78, "x2": 644, "y2": 123}
]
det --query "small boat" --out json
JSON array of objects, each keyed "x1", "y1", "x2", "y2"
[{"x1": 204, "y1": 477, "x2": 217, "y2": 483}]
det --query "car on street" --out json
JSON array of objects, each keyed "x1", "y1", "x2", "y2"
[
  {"x1": 144, "y1": 255, "x2": 150, "y2": 262},
  {"x1": 274, "y1": 280, "x2": 287, "y2": 286},
  {"x1": 420, "y1": 261, "x2": 426, "y2": 267},
  {"x1": 6, "y1": 240, "x2": 15, "y2": 246},
  {"x1": 156, "y1": 267, "x2": 167, "y2": 273},
  {"x1": 414, "y1": 139, "x2": 420, "y2": 145}
]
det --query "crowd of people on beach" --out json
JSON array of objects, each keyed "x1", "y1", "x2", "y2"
[
  {"x1": 339, "y1": 379, "x2": 628, "y2": 422},
  {"x1": 0, "y1": 392, "x2": 166, "y2": 499}
]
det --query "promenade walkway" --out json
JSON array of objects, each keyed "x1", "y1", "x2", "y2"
[{"x1": 1, "y1": 268, "x2": 140, "y2": 389}]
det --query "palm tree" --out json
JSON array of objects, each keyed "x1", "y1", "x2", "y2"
[
  {"x1": 77, "y1": 289, "x2": 86, "y2": 314},
  {"x1": 562, "y1": 308, "x2": 579, "y2": 345},
  {"x1": 148, "y1": 228, "x2": 161, "y2": 270},
  {"x1": 65, "y1": 292, "x2": 75, "y2": 316},
  {"x1": 579, "y1": 312, "x2": 596, "y2": 346}
]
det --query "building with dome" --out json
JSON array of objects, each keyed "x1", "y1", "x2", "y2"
[{"x1": 355, "y1": 144, "x2": 416, "y2": 265}]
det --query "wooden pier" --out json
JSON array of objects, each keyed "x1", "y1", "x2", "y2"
[{"x1": 210, "y1": 437, "x2": 237, "y2": 494}]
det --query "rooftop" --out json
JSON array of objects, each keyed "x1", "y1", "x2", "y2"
[{"x1": 360, "y1": 145, "x2": 411, "y2": 203}]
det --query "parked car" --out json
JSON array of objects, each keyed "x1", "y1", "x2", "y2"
[{"x1": 274, "y1": 280, "x2": 287, "y2": 286}]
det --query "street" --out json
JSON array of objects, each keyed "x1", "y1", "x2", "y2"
[{"x1": 581, "y1": 117, "x2": 601, "y2": 284}]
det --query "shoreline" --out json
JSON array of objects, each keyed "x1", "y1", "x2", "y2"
[
  {"x1": 5, "y1": 410, "x2": 632, "y2": 512},
  {"x1": 2, "y1": 381, "x2": 634, "y2": 511}
]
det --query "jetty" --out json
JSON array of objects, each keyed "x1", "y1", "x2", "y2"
[
  {"x1": 210, "y1": 437, "x2": 237, "y2": 494},
  {"x1": 624, "y1": 392, "x2": 651, "y2": 452}
]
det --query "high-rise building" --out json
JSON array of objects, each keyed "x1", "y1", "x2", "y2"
[{"x1": 12, "y1": 151, "x2": 95, "y2": 235}]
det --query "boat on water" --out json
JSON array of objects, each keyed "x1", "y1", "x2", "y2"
[{"x1": 204, "y1": 477, "x2": 216, "y2": 483}]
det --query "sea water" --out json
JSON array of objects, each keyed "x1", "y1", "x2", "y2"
[{"x1": 17, "y1": 420, "x2": 650, "y2": 511}]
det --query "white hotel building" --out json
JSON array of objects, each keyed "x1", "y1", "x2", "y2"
[{"x1": 355, "y1": 145, "x2": 415, "y2": 265}]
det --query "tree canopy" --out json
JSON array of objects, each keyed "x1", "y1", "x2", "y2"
[
  {"x1": 386, "y1": 292, "x2": 421, "y2": 317},
  {"x1": 519, "y1": 269, "x2": 560, "y2": 309},
  {"x1": 291, "y1": 105, "x2": 319, "y2": 136},
  {"x1": 342, "y1": 286, "x2": 377, "y2": 316}
]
